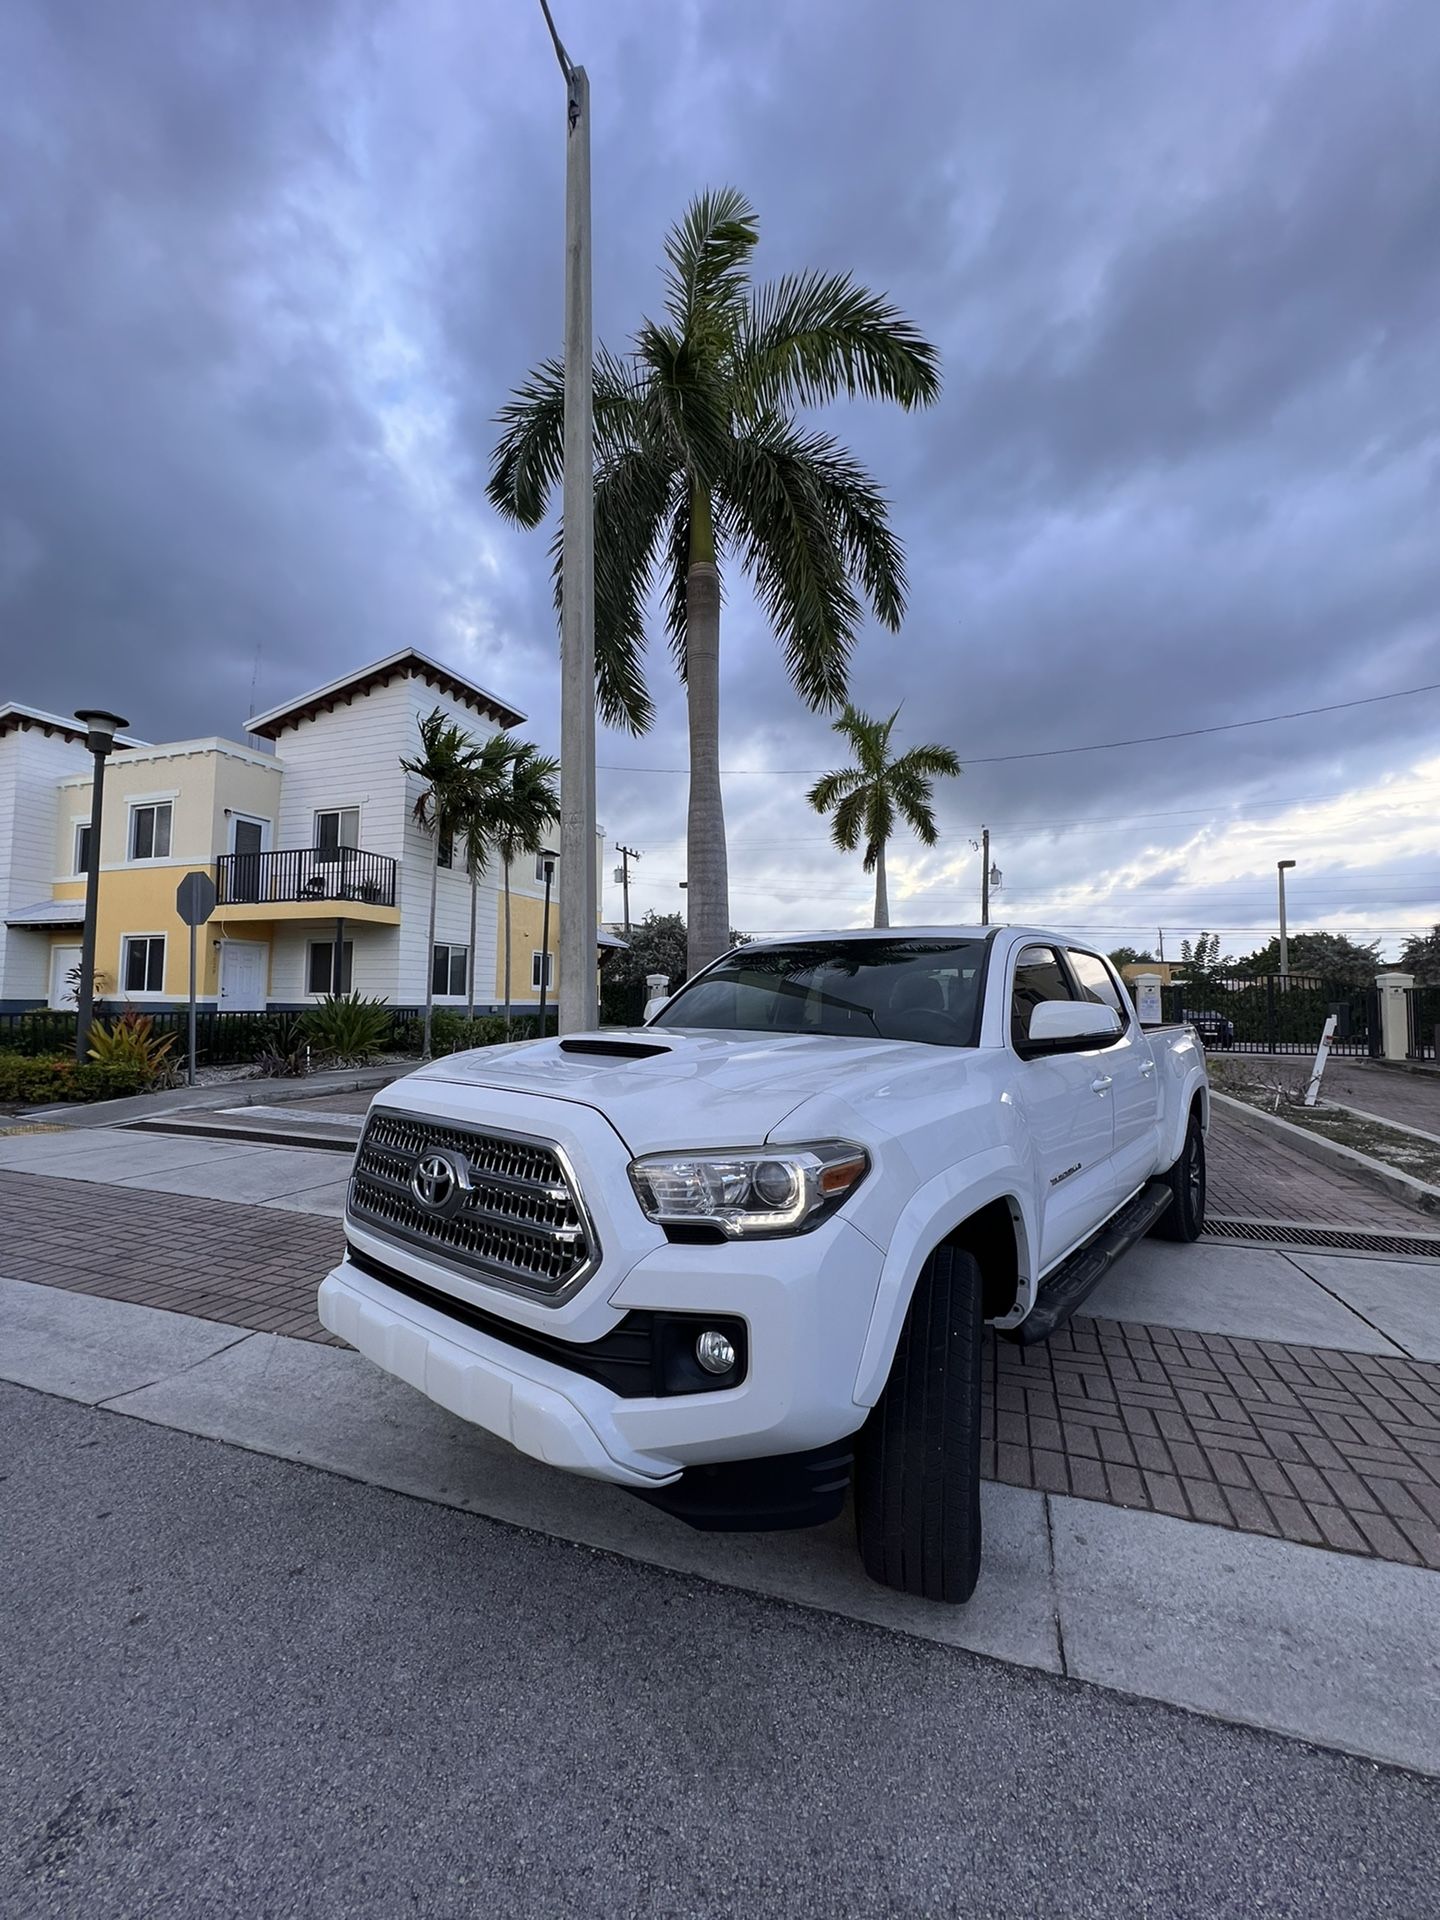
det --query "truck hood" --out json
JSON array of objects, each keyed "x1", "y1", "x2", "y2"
[{"x1": 399, "y1": 1027, "x2": 947, "y2": 1155}]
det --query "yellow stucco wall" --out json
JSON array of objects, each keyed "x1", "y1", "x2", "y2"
[
  {"x1": 495, "y1": 888, "x2": 556, "y2": 1005},
  {"x1": 55, "y1": 741, "x2": 283, "y2": 874},
  {"x1": 48, "y1": 869, "x2": 282, "y2": 1001}
]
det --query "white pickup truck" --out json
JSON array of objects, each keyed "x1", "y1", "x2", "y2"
[{"x1": 320, "y1": 928, "x2": 1209, "y2": 1603}]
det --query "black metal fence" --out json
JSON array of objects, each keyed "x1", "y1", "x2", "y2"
[
  {"x1": 1407, "y1": 986, "x2": 1440, "y2": 1062},
  {"x1": 1159, "y1": 972, "x2": 1378, "y2": 1057},
  {"x1": 215, "y1": 845, "x2": 398, "y2": 908}
]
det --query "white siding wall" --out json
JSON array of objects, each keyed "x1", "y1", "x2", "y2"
[
  {"x1": 268, "y1": 923, "x2": 401, "y2": 1003},
  {"x1": 0, "y1": 727, "x2": 92, "y2": 1001},
  {"x1": 269, "y1": 677, "x2": 413, "y2": 862}
]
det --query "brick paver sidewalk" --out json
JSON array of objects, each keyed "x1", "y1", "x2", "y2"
[
  {"x1": 1205, "y1": 1112, "x2": 1425, "y2": 1229},
  {"x1": 4, "y1": 1167, "x2": 1438, "y2": 1574}
]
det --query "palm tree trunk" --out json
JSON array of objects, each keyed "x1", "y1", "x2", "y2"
[
  {"x1": 422, "y1": 844, "x2": 438, "y2": 1057},
  {"x1": 873, "y1": 843, "x2": 889, "y2": 928},
  {"x1": 502, "y1": 858, "x2": 513, "y2": 1037},
  {"x1": 685, "y1": 485, "x2": 729, "y2": 979},
  {"x1": 467, "y1": 862, "x2": 478, "y2": 1021}
]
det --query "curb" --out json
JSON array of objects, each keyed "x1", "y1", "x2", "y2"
[
  {"x1": 9, "y1": 1063, "x2": 405, "y2": 1132},
  {"x1": 1212, "y1": 1091, "x2": 1440, "y2": 1219}
]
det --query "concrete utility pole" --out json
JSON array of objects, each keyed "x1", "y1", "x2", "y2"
[
  {"x1": 1277, "y1": 860, "x2": 1296, "y2": 981},
  {"x1": 540, "y1": 0, "x2": 597, "y2": 1034},
  {"x1": 614, "y1": 844, "x2": 641, "y2": 936}
]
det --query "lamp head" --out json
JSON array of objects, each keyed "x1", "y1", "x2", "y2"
[
  {"x1": 1278, "y1": 859, "x2": 1297, "y2": 872},
  {"x1": 74, "y1": 708, "x2": 129, "y2": 755}
]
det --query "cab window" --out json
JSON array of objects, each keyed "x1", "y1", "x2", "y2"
[
  {"x1": 1010, "y1": 945, "x2": 1076, "y2": 1049},
  {"x1": 1068, "y1": 950, "x2": 1128, "y2": 1022}
]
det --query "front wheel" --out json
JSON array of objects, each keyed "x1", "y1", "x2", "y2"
[
  {"x1": 853, "y1": 1244, "x2": 984, "y2": 1603},
  {"x1": 1152, "y1": 1109, "x2": 1207, "y2": 1242}
]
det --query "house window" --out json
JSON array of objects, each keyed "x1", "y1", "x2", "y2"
[
  {"x1": 73, "y1": 823, "x2": 91, "y2": 874},
  {"x1": 531, "y1": 950, "x2": 554, "y2": 992},
  {"x1": 437, "y1": 828, "x2": 455, "y2": 870},
  {"x1": 315, "y1": 809, "x2": 360, "y2": 859},
  {"x1": 307, "y1": 940, "x2": 353, "y2": 994},
  {"x1": 533, "y1": 852, "x2": 556, "y2": 885},
  {"x1": 122, "y1": 935, "x2": 166, "y2": 994},
  {"x1": 432, "y1": 944, "x2": 468, "y2": 997},
  {"x1": 129, "y1": 802, "x2": 172, "y2": 861}
]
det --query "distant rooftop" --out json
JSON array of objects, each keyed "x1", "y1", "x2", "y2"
[
  {"x1": 246, "y1": 647, "x2": 526, "y2": 741},
  {"x1": 0, "y1": 702, "x2": 147, "y2": 749}
]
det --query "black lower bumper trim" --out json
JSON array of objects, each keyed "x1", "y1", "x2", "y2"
[{"x1": 629, "y1": 1441, "x2": 855, "y2": 1532}]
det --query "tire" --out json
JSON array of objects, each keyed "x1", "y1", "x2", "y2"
[
  {"x1": 854, "y1": 1244, "x2": 984, "y2": 1603},
  {"x1": 1152, "y1": 1108, "x2": 1207, "y2": 1242}
]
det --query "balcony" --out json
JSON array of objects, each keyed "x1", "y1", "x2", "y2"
[{"x1": 214, "y1": 846, "x2": 400, "y2": 924}]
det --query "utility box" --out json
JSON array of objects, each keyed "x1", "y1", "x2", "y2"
[
  {"x1": 1133, "y1": 971, "x2": 1164, "y2": 1027},
  {"x1": 643, "y1": 972, "x2": 671, "y2": 1022}
]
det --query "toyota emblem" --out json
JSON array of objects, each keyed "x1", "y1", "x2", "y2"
[{"x1": 410, "y1": 1149, "x2": 469, "y2": 1215}]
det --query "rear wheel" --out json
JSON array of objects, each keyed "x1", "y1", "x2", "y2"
[
  {"x1": 1152, "y1": 1109, "x2": 1206, "y2": 1242},
  {"x1": 854, "y1": 1244, "x2": 984, "y2": 1603}
]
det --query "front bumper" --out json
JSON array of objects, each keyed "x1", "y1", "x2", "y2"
[{"x1": 318, "y1": 1212, "x2": 885, "y2": 1488}]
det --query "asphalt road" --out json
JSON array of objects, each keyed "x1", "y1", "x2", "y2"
[{"x1": 4, "y1": 1384, "x2": 1438, "y2": 1920}]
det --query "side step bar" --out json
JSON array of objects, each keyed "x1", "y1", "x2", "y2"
[{"x1": 1009, "y1": 1180, "x2": 1175, "y2": 1346}]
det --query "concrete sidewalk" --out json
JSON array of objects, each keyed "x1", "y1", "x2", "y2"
[{"x1": 4, "y1": 1273, "x2": 1437, "y2": 1778}]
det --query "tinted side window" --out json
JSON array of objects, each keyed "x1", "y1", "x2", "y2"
[
  {"x1": 1069, "y1": 950, "x2": 1126, "y2": 1018},
  {"x1": 1011, "y1": 945, "x2": 1075, "y2": 1048}
]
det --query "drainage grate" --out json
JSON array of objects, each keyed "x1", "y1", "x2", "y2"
[{"x1": 1206, "y1": 1217, "x2": 1440, "y2": 1258}]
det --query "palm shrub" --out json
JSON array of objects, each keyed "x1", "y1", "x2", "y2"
[
  {"x1": 252, "y1": 1018, "x2": 311, "y2": 1079},
  {"x1": 490, "y1": 187, "x2": 939, "y2": 977},
  {"x1": 807, "y1": 705, "x2": 960, "y2": 926},
  {"x1": 401, "y1": 707, "x2": 488, "y2": 1058},
  {"x1": 300, "y1": 994, "x2": 393, "y2": 1066},
  {"x1": 490, "y1": 744, "x2": 560, "y2": 1036}
]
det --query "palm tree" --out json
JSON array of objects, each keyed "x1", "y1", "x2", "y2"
[
  {"x1": 490, "y1": 744, "x2": 561, "y2": 1036},
  {"x1": 456, "y1": 731, "x2": 528, "y2": 1021},
  {"x1": 489, "y1": 187, "x2": 939, "y2": 977},
  {"x1": 807, "y1": 705, "x2": 960, "y2": 928},
  {"x1": 401, "y1": 707, "x2": 486, "y2": 1058}
]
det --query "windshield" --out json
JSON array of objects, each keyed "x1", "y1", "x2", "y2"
[{"x1": 652, "y1": 938, "x2": 989, "y2": 1048}]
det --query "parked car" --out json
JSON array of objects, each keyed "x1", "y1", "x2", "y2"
[
  {"x1": 1182, "y1": 1006, "x2": 1236, "y2": 1050},
  {"x1": 321, "y1": 928, "x2": 1209, "y2": 1604}
]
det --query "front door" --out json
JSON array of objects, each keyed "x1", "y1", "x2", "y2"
[
  {"x1": 49, "y1": 944, "x2": 82, "y2": 1011},
  {"x1": 219, "y1": 940, "x2": 269, "y2": 1012},
  {"x1": 1008, "y1": 943, "x2": 1118, "y2": 1271}
]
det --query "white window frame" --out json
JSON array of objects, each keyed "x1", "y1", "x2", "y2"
[
  {"x1": 432, "y1": 943, "x2": 469, "y2": 999},
  {"x1": 314, "y1": 807, "x2": 361, "y2": 859},
  {"x1": 128, "y1": 799, "x2": 175, "y2": 863},
  {"x1": 228, "y1": 812, "x2": 272, "y2": 856},
  {"x1": 306, "y1": 939, "x2": 353, "y2": 996},
  {"x1": 71, "y1": 818, "x2": 92, "y2": 878},
  {"x1": 531, "y1": 949, "x2": 554, "y2": 992},
  {"x1": 533, "y1": 852, "x2": 556, "y2": 885},
  {"x1": 121, "y1": 933, "x2": 167, "y2": 997}
]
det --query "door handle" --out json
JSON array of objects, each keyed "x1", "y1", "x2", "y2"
[
  {"x1": 1091, "y1": 1075, "x2": 1113, "y2": 1092},
  {"x1": 1139, "y1": 1060, "x2": 1156, "y2": 1078}
]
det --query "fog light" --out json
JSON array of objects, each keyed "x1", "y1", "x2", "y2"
[{"x1": 695, "y1": 1329, "x2": 736, "y2": 1375}]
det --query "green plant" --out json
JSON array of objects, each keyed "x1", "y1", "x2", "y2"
[
  {"x1": 429, "y1": 1011, "x2": 511, "y2": 1057},
  {"x1": 300, "y1": 993, "x2": 393, "y2": 1066},
  {"x1": 490, "y1": 186, "x2": 940, "y2": 976},
  {"x1": 86, "y1": 1013, "x2": 179, "y2": 1087},
  {"x1": 252, "y1": 1018, "x2": 311, "y2": 1079},
  {"x1": 0, "y1": 1054, "x2": 150, "y2": 1104}
]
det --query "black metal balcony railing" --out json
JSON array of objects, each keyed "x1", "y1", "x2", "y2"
[{"x1": 215, "y1": 845, "x2": 398, "y2": 909}]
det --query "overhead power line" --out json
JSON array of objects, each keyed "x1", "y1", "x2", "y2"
[{"x1": 599, "y1": 680, "x2": 1440, "y2": 776}]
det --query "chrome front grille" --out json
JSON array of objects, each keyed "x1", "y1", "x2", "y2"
[{"x1": 348, "y1": 1109, "x2": 596, "y2": 1299}]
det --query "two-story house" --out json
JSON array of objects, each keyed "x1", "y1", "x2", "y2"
[{"x1": 1, "y1": 650, "x2": 594, "y2": 1016}]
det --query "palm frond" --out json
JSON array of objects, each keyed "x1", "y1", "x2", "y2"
[
  {"x1": 734, "y1": 270, "x2": 941, "y2": 416},
  {"x1": 488, "y1": 349, "x2": 647, "y2": 527},
  {"x1": 635, "y1": 318, "x2": 734, "y2": 483},
  {"x1": 829, "y1": 787, "x2": 868, "y2": 854},
  {"x1": 662, "y1": 187, "x2": 759, "y2": 334},
  {"x1": 805, "y1": 766, "x2": 864, "y2": 815}
]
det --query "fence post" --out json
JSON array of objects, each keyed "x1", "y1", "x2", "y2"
[
  {"x1": 1373, "y1": 972, "x2": 1416, "y2": 1062},
  {"x1": 1265, "y1": 974, "x2": 1277, "y2": 1055}
]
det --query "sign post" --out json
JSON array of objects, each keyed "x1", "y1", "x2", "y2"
[
  {"x1": 1304, "y1": 1013, "x2": 1339, "y2": 1108},
  {"x1": 175, "y1": 872, "x2": 218, "y2": 1087}
]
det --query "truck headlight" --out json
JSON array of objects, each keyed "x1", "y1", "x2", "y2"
[{"x1": 628, "y1": 1141, "x2": 869, "y2": 1239}]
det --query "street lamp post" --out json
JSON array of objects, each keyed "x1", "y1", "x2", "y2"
[
  {"x1": 539, "y1": 0, "x2": 598, "y2": 1035},
  {"x1": 537, "y1": 848, "x2": 558, "y2": 1035},
  {"x1": 1277, "y1": 859, "x2": 1297, "y2": 981},
  {"x1": 72, "y1": 709, "x2": 129, "y2": 1064}
]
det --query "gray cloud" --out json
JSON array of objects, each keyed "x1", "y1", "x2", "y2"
[{"x1": 1, "y1": 0, "x2": 1436, "y2": 954}]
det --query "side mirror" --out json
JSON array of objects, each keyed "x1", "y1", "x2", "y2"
[{"x1": 1025, "y1": 1001, "x2": 1122, "y2": 1051}]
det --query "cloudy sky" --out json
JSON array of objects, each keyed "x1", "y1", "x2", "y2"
[{"x1": 2, "y1": 0, "x2": 1437, "y2": 960}]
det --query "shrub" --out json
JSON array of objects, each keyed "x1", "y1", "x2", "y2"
[
  {"x1": 300, "y1": 993, "x2": 393, "y2": 1066},
  {"x1": 0, "y1": 1012, "x2": 78, "y2": 1058},
  {"x1": 428, "y1": 1011, "x2": 514, "y2": 1056},
  {"x1": 87, "y1": 1012, "x2": 179, "y2": 1087},
  {"x1": 0, "y1": 1054, "x2": 151, "y2": 1104},
  {"x1": 252, "y1": 1018, "x2": 311, "y2": 1079}
]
